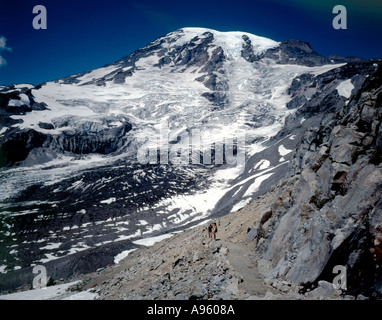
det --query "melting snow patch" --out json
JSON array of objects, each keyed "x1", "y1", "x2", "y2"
[
  {"x1": 310, "y1": 63, "x2": 346, "y2": 76},
  {"x1": 243, "y1": 173, "x2": 274, "y2": 198},
  {"x1": 231, "y1": 198, "x2": 252, "y2": 212},
  {"x1": 0, "y1": 127, "x2": 7, "y2": 136},
  {"x1": 114, "y1": 248, "x2": 137, "y2": 264},
  {"x1": 137, "y1": 220, "x2": 148, "y2": 226},
  {"x1": 39, "y1": 253, "x2": 60, "y2": 264},
  {"x1": 278, "y1": 145, "x2": 292, "y2": 156},
  {"x1": 254, "y1": 159, "x2": 270, "y2": 170},
  {"x1": 40, "y1": 242, "x2": 61, "y2": 250},
  {"x1": 143, "y1": 223, "x2": 162, "y2": 234},
  {"x1": 132, "y1": 233, "x2": 175, "y2": 247},
  {"x1": 8, "y1": 94, "x2": 30, "y2": 107},
  {"x1": 100, "y1": 197, "x2": 116, "y2": 204},
  {"x1": 336, "y1": 79, "x2": 354, "y2": 99}
]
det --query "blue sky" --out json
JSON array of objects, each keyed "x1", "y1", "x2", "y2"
[{"x1": 0, "y1": 0, "x2": 381, "y2": 86}]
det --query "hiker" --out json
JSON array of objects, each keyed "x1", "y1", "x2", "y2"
[
  {"x1": 212, "y1": 223, "x2": 218, "y2": 240},
  {"x1": 208, "y1": 223, "x2": 213, "y2": 238}
]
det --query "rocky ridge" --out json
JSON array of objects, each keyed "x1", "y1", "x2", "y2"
[{"x1": 252, "y1": 62, "x2": 382, "y2": 297}]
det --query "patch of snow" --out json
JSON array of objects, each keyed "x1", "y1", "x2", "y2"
[
  {"x1": 336, "y1": 79, "x2": 354, "y2": 98},
  {"x1": 100, "y1": 197, "x2": 116, "y2": 204},
  {"x1": 14, "y1": 84, "x2": 34, "y2": 90},
  {"x1": 310, "y1": 63, "x2": 346, "y2": 76},
  {"x1": 278, "y1": 144, "x2": 292, "y2": 156},
  {"x1": 109, "y1": 121, "x2": 123, "y2": 127},
  {"x1": 39, "y1": 253, "x2": 60, "y2": 264},
  {"x1": 254, "y1": 159, "x2": 270, "y2": 170},
  {"x1": 0, "y1": 127, "x2": 7, "y2": 136},
  {"x1": 137, "y1": 220, "x2": 148, "y2": 226},
  {"x1": 243, "y1": 173, "x2": 274, "y2": 198},
  {"x1": 132, "y1": 233, "x2": 175, "y2": 247},
  {"x1": 114, "y1": 248, "x2": 137, "y2": 264},
  {"x1": 40, "y1": 242, "x2": 61, "y2": 250},
  {"x1": 8, "y1": 94, "x2": 30, "y2": 107},
  {"x1": 114, "y1": 229, "x2": 142, "y2": 242},
  {"x1": 142, "y1": 223, "x2": 162, "y2": 234},
  {"x1": 231, "y1": 198, "x2": 252, "y2": 212}
]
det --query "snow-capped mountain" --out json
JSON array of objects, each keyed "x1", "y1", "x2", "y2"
[{"x1": 0, "y1": 27, "x2": 377, "y2": 291}]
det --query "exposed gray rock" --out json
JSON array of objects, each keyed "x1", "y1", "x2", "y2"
[
  {"x1": 241, "y1": 34, "x2": 259, "y2": 63},
  {"x1": 286, "y1": 95, "x2": 308, "y2": 110},
  {"x1": 246, "y1": 227, "x2": 259, "y2": 242},
  {"x1": 253, "y1": 63, "x2": 382, "y2": 297},
  {"x1": 305, "y1": 281, "x2": 342, "y2": 300},
  {"x1": 261, "y1": 40, "x2": 331, "y2": 67}
]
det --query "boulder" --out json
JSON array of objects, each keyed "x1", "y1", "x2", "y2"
[{"x1": 246, "y1": 226, "x2": 259, "y2": 242}]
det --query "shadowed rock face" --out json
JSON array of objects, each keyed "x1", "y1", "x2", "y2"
[
  {"x1": 262, "y1": 40, "x2": 331, "y2": 67},
  {"x1": 0, "y1": 129, "x2": 47, "y2": 167},
  {"x1": 50, "y1": 121, "x2": 132, "y2": 155},
  {"x1": 251, "y1": 63, "x2": 382, "y2": 297},
  {"x1": 0, "y1": 120, "x2": 133, "y2": 166}
]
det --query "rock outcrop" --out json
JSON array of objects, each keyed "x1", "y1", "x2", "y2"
[
  {"x1": 251, "y1": 63, "x2": 382, "y2": 297},
  {"x1": 95, "y1": 232, "x2": 241, "y2": 300}
]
